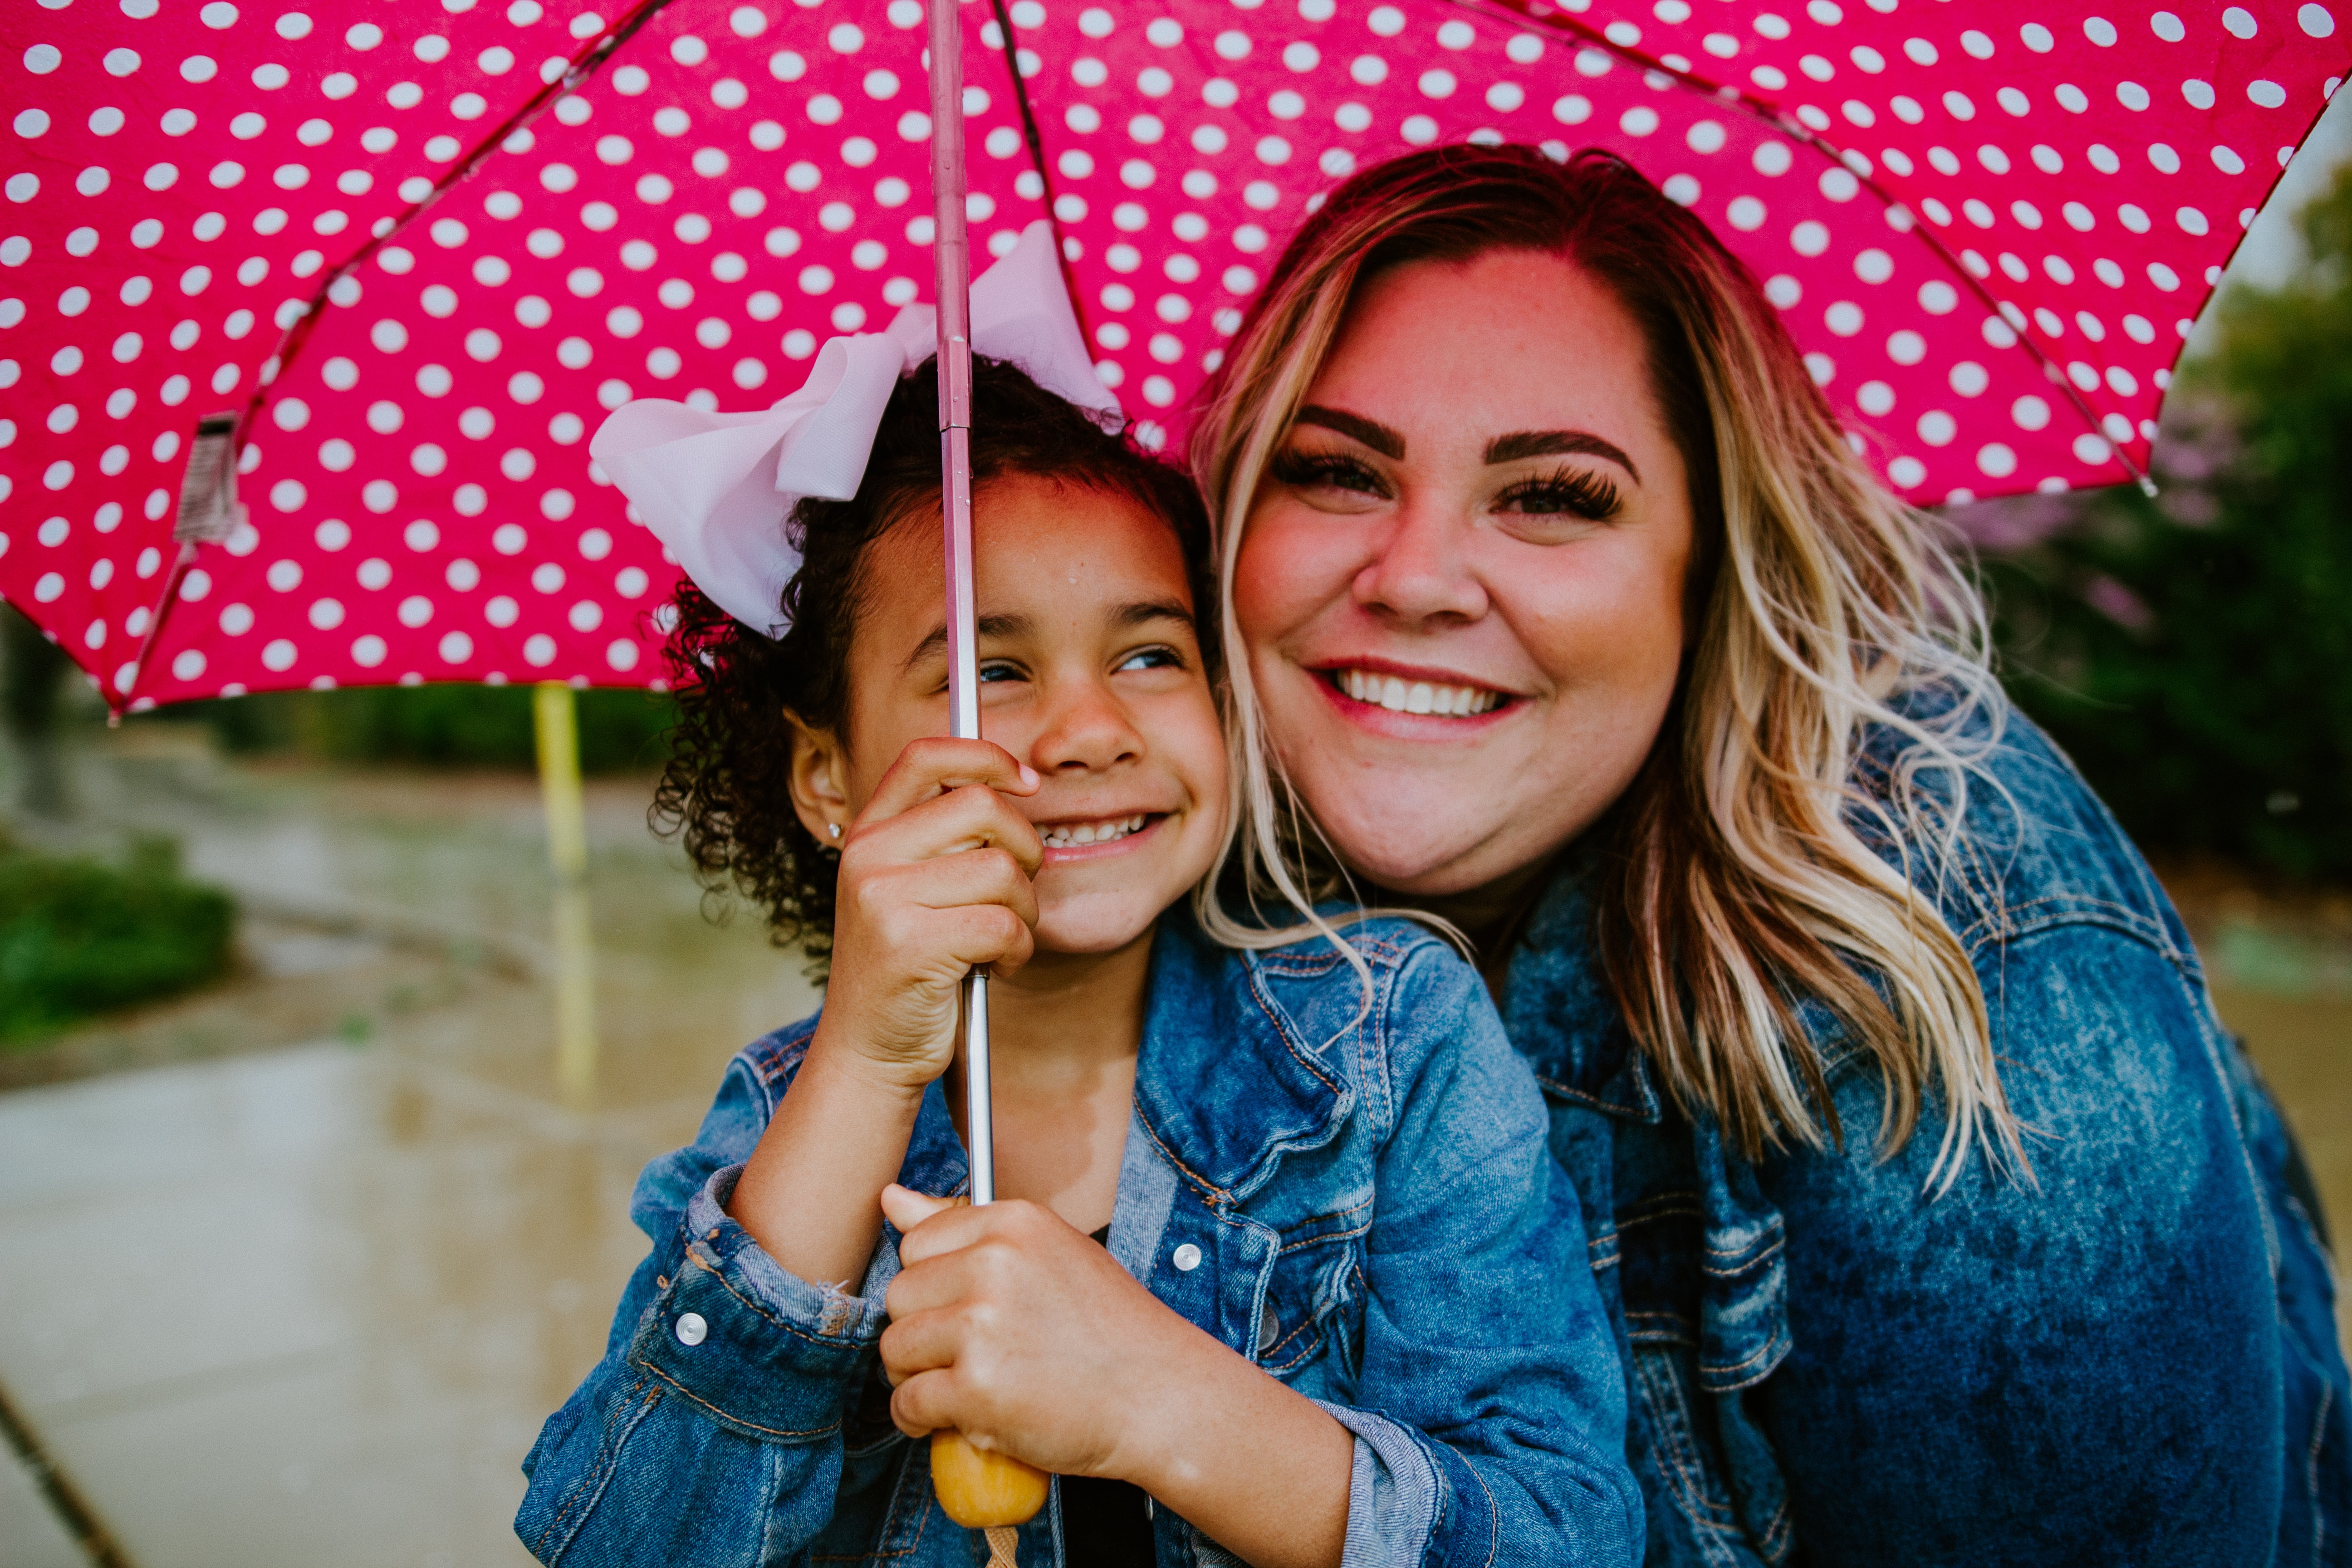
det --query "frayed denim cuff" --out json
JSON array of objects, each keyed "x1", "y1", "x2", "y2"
[
  {"x1": 682, "y1": 1164, "x2": 895, "y2": 1342},
  {"x1": 1316, "y1": 1401, "x2": 1447, "y2": 1568},
  {"x1": 615, "y1": 1164, "x2": 891, "y2": 1444}
]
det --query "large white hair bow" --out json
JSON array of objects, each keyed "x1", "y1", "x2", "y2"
[{"x1": 590, "y1": 220, "x2": 1120, "y2": 637}]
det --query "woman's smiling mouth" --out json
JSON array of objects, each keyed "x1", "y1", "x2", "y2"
[{"x1": 1324, "y1": 667, "x2": 1508, "y2": 717}]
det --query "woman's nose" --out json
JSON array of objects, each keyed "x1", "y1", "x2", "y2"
[
  {"x1": 1029, "y1": 679, "x2": 1144, "y2": 774},
  {"x1": 1351, "y1": 502, "x2": 1489, "y2": 626}
]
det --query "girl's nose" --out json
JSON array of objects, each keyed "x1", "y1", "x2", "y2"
[
  {"x1": 1029, "y1": 679, "x2": 1145, "y2": 774},
  {"x1": 1350, "y1": 501, "x2": 1490, "y2": 626}
]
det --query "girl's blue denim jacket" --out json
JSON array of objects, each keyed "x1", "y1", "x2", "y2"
[
  {"x1": 518, "y1": 911, "x2": 1643, "y2": 1568},
  {"x1": 1503, "y1": 695, "x2": 2350, "y2": 1566}
]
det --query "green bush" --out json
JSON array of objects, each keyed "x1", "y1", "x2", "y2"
[
  {"x1": 0, "y1": 835, "x2": 236, "y2": 1044},
  {"x1": 1984, "y1": 163, "x2": 2352, "y2": 881},
  {"x1": 183, "y1": 682, "x2": 679, "y2": 774}
]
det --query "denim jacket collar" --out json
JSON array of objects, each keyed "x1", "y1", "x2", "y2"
[
  {"x1": 1497, "y1": 849, "x2": 1663, "y2": 1126},
  {"x1": 1501, "y1": 848, "x2": 1792, "y2": 1396},
  {"x1": 901, "y1": 1080, "x2": 971, "y2": 1200},
  {"x1": 1128, "y1": 910, "x2": 1352, "y2": 1208},
  {"x1": 890, "y1": 910, "x2": 1352, "y2": 1210}
]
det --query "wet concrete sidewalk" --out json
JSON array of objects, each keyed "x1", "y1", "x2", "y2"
[
  {"x1": 0, "y1": 1046, "x2": 652, "y2": 1567},
  {"x1": 0, "y1": 728, "x2": 818, "y2": 1567}
]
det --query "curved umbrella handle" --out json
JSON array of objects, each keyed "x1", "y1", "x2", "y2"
[{"x1": 931, "y1": 1431, "x2": 1052, "y2": 1528}]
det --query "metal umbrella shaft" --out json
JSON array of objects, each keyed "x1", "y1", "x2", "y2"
[
  {"x1": 924, "y1": 1, "x2": 1047, "y2": 1546},
  {"x1": 928, "y1": 0, "x2": 997, "y2": 1210}
]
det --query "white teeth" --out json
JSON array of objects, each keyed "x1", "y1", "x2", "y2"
[
  {"x1": 1335, "y1": 669, "x2": 1501, "y2": 716},
  {"x1": 1041, "y1": 813, "x2": 1148, "y2": 849}
]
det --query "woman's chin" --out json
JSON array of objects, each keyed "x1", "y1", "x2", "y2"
[
  {"x1": 1313, "y1": 804, "x2": 1506, "y2": 898},
  {"x1": 1264, "y1": 670, "x2": 1661, "y2": 901},
  {"x1": 1304, "y1": 769, "x2": 1603, "y2": 902}
]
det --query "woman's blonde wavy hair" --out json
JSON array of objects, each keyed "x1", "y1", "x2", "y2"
[{"x1": 1188, "y1": 144, "x2": 2024, "y2": 1187}]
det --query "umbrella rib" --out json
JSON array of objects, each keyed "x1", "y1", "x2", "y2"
[
  {"x1": 981, "y1": 0, "x2": 1095, "y2": 349},
  {"x1": 1450, "y1": 0, "x2": 2157, "y2": 498},
  {"x1": 115, "y1": 0, "x2": 686, "y2": 714}
]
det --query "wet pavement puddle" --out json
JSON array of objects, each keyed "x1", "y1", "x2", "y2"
[{"x1": 2, "y1": 737, "x2": 818, "y2": 1565}]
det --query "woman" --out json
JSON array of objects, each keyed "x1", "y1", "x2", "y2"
[{"x1": 1190, "y1": 144, "x2": 2349, "y2": 1565}]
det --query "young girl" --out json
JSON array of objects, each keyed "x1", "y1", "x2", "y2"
[{"x1": 517, "y1": 237, "x2": 1640, "y2": 1568}]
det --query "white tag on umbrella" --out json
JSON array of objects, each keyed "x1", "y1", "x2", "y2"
[{"x1": 172, "y1": 412, "x2": 247, "y2": 546}]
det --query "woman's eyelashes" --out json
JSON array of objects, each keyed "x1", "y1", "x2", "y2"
[
  {"x1": 1269, "y1": 447, "x2": 1391, "y2": 500},
  {"x1": 1494, "y1": 465, "x2": 1623, "y2": 523},
  {"x1": 1272, "y1": 446, "x2": 1623, "y2": 524}
]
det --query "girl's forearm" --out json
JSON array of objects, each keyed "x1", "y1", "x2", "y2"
[
  {"x1": 727, "y1": 1029, "x2": 928, "y2": 1289},
  {"x1": 1123, "y1": 1340, "x2": 1353, "y2": 1568}
]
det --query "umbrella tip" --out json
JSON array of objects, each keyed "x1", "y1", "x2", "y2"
[{"x1": 2136, "y1": 475, "x2": 2161, "y2": 499}]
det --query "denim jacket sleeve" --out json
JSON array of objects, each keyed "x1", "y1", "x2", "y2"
[
  {"x1": 514, "y1": 1049, "x2": 900, "y2": 1567},
  {"x1": 1504, "y1": 700, "x2": 2343, "y2": 1565},
  {"x1": 1737, "y1": 712, "x2": 2293, "y2": 1562},
  {"x1": 1753, "y1": 918, "x2": 2286, "y2": 1563},
  {"x1": 1326, "y1": 936, "x2": 1643, "y2": 1568}
]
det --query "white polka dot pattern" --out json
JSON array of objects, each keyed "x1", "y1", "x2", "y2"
[{"x1": 0, "y1": 0, "x2": 2342, "y2": 705}]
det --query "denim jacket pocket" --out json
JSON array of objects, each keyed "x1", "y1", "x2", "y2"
[{"x1": 1686, "y1": 1119, "x2": 1789, "y2": 1398}]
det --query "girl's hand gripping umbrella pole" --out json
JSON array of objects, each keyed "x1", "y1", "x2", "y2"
[{"x1": 924, "y1": 0, "x2": 1051, "y2": 1550}]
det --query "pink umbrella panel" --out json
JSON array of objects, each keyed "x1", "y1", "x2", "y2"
[{"x1": 1, "y1": 0, "x2": 2344, "y2": 710}]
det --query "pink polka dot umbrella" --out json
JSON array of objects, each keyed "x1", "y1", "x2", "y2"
[{"x1": 1, "y1": 0, "x2": 2343, "y2": 710}]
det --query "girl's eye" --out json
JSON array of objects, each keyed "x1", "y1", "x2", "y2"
[
  {"x1": 1115, "y1": 646, "x2": 1185, "y2": 673},
  {"x1": 1269, "y1": 447, "x2": 1391, "y2": 500},
  {"x1": 1494, "y1": 466, "x2": 1624, "y2": 523},
  {"x1": 977, "y1": 661, "x2": 1025, "y2": 684}
]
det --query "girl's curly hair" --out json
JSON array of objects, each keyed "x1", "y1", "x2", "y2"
[{"x1": 650, "y1": 355, "x2": 1213, "y2": 966}]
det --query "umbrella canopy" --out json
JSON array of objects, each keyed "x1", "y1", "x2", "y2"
[{"x1": 3, "y1": 0, "x2": 2345, "y2": 709}]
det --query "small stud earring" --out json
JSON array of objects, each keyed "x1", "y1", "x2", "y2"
[{"x1": 828, "y1": 822, "x2": 842, "y2": 841}]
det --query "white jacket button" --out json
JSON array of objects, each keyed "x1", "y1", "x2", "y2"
[
  {"x1": 675, "y1": 1312, "x2": 708, "y2": 1346},
  {"x1": 1171, "y1": 1243, "x2": 1202, "y2": 1272}
]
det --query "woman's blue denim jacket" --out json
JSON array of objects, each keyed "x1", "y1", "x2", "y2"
[
  {"x1": 1503, "y1": 693, "x2": 2350, "y2": 1566},
  {"x1": 518, "y1": 911, "x2": 1643, "y2": 1567}
]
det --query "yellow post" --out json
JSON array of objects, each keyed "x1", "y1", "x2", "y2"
[{"x1": 534, "y1": 681, "x2": 598, "y2": 1108}]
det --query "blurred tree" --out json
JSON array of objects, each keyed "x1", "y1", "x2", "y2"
[
  {"x1": 177, "y1": 682, "x2": 677, "y2": 775},
  {"x1": 1985, "y1": 162, "x2": 2352, "y2": 879},
  {"x1": 1, "y1": 604, "x2": 73, "y2": 817}
]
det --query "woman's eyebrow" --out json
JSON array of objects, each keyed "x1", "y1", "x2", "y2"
[
  {"x1": 1292, "y1": 405, "x2": 1405, "y2": 459},
  {"x1": 1485, "y1": 430, "x2": 1641, "y2": 481}
]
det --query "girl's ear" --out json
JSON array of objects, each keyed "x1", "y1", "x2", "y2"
[{"x1": 784, "y1": 710, "x2": 851, "y2": 843}]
